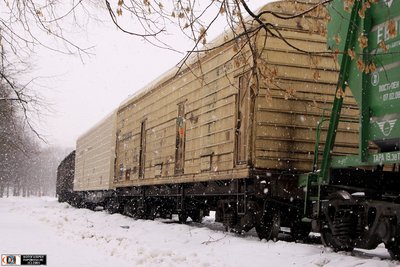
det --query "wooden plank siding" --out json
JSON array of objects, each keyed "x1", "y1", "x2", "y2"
[
  {"x1": 111, "y1": 1, "x2": 360, "y2": 188},
  {"x1": 114, "y1": 38, "x2": 246, "y2": 187},
  {"x1": 74, "y1": 111, "x2": 117, "y2": 191},
  {"x1": 252, "y1": 2, "x2": 359, "y2": 172}
]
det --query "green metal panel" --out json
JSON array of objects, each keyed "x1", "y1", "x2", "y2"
[
  {"x1": 328, "y1": 0, "x2": 400, "y2": 152},
  {"x1": 327, "y1": 0, "x2": 363, "y2": 103},
  {"x1": 318, "y1": 0, "x2": 362, "y2": 184},
  {"x1": 369, "y1": 1, "x2": 400, "y2": 150},
  {"x1": 331, "y1": 151, "x2": 400, "y2": 168}
]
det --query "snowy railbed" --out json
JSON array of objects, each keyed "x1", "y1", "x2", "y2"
[{"x1": 0, "y1": 197, "x2": 398, "y2": 267}]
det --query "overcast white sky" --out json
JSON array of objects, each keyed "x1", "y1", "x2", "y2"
[{"x1": 31, "y1": 2, "x2": 265, "y2": 148}]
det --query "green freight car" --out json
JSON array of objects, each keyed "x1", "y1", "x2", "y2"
[{"x1": 301, "y1": 0, "x2": 400, "y2": 259}]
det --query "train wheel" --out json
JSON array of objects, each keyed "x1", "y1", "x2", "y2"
[
  {"x1": 105, "y1": 198, "x2": 120, "y2": 214},
  {"x1": 178, "y1": 212, "x2": 188, "y2": 223},
  {"x1": 320, "y1": 191, "x2": 355, "y2": 252},
  {"x1": 135, "y1": 208, "x2": 147, "y2": 219},
  {"x1": 123, "y1": 205, "x2": 135, "y2": 217},
  {"x1": 146, "y1": 206, "x2": 157, "y2": 220},
  {"x1": 291, "y1": 222, "x2": 310, "y2": 242},
  {"x1": 122, "y1": 199, "x2": 137, "y2": 217},
  {"x1": 189, "y1": 209, "x2": 204, "y2": 223},
  {"x1": 321, "y1": 228, "x2": 354, "y2": 252},
  {"x1": 255, "y1": 210, "x2": 280, "y2": 241},
  {"x1": 386, "y1": 240, "x2": 400, "y2": 260},
  {"x1": 222, "y1": 209, "x2": 239, "y2": 232}
]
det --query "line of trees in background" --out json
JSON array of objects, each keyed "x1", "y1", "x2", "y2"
[
  {"x1": 0, "y1": 78, "x2": 70, "y2": 197},
  {"x1": 0, "y1": 0, "x2": 78, "y2": 198}
]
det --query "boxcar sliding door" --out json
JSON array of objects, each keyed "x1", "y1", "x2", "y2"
[
  {"x1": 236, "y1": 74, "x2": 251, "y2": 165},
  {"x1": 175, "y1": 103, "x2": 186, "y2": 175},
  {"x1": 139, "y1": 120, "x2": 146, "y2": 179}
]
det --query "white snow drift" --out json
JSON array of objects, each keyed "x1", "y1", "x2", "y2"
[{"x1": 0, "y1": 197, "x2": 398, "y2": 267}]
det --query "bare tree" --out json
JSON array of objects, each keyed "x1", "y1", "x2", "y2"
[
  {"x1": 0, "y1": 1, "x2": 94, "y2": 136},
  {"x1": 102, "y1": 0, "x2": 334, "y2": 97},
  {"x1": 0, "y1": 0, "x2": 334, "y2": 114},
  {"x1": 0, "y1": 87, "x2": 37, "y2": 197}
]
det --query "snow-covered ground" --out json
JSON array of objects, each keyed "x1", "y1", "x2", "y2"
[{"x1": 0, "y1": 197, "x2": 399, "y2": 267}]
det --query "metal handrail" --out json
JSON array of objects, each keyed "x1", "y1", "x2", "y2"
[{"x1": 312, "y1": 116, "x2": 357, "y2": 172}]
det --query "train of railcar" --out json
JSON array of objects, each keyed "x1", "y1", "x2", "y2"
[
  {"x1": 56, "y1": 0, "x2": 400, "y2": 260},
  {"x1": 56, "y1": 151, "x2": 75, "y2": 204}
]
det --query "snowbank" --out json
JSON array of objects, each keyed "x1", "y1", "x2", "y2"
[{"x1": 0, "y1": 197, "x2": 398, "y2": 267}]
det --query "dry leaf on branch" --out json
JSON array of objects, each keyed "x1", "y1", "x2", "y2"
[
  {"x1": 313, "y1": 70, "x2": 321, "y2": 81},
  {"x1": 343, "y1": 0, "x2": 355, "y2": 12},
  {"x1": 358, "y1": 2, "x2": 371, "y2": 18},
  {"x1": 336, "y1": 87, "x2": 345, "y2": 99},
  {"x1": 284, "y1": 87, "x2": 296, "y2": 100},
  {"x1": 335, "y1": 34, "x2": 341, "y2": 45},
  {"x1": 348, "y1": 48, "x2": 356, "y2": 60},
  {"x1": 369, "y1": 62, "x2": 377, "y2": 73},
  {"x1": 358, "y1": 35, "x2": 368, "y2": 49},
  {"x1": 379, "y1": 41, "x2": 388, "y2": 52},
  {"x1": 388, "y1": 20, "x2": 397, "y2": 38},
  {"x1": 116, "y1": 8, "x2": 122, "y2": 16},
  {"x1": 357, "y1": 58, "x2": 365, "y2": 71}
]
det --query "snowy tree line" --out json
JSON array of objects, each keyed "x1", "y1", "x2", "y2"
[{"x1": 0, "y1": 81, "x2": 70, "y2": 197}]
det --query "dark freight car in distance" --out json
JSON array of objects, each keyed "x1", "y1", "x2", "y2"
[{"x1": 56, "y1": 151, "x2": 75, "y2": 203}]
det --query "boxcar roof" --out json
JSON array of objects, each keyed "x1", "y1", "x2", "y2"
[
  {"x1": 77, "y1": 0, "x2": 314, "y2": 142},
  {"x1": 76, "y1": 109, "x2": 117, "y2": 141},
  {"x1": 116, "y1": 1, "x2": 280, "y2": 112}
]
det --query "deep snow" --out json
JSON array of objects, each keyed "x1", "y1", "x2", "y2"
[{"x1": 0, "y1": 197, "x2": 399, "y2": 267}]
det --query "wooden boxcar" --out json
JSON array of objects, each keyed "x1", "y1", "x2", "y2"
[
  {"x1": 114, "y1": 3, "x2": 359, "y2": 188},
  {"x1": 69, "y1": 0, "x2": 360, "y2": 238},
  {"x1": 107, "y1": 0, "x2": 360, "y2": 233},
  {"x1": 74, "y1": 111, "x2": 117, "y2": 192}
]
